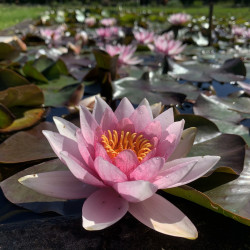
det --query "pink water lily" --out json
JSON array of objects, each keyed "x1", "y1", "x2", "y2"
[
  {"x1": 85, "y1": 17, "x2": 96, "y2": 27},
  {"x1": 232, "y1": 26, "x2": 246, "y2": 37},
  {"x1": 19, "y1": 97, "x2": 220, "y2": 239},
  {"x1": 105, "y1": 44, "x2": 142, "y2": 65},
  {"x1": 154, "y1": 35, "x2": 186, "y2": 57},
  {"x1": 96, "y1": 27, "x2": 120, "y2": 39},
  {"x1": 133, "y1": 29, "x2": 154, "y2": 44},
  {"x1": 100, "y1": 18, "x2": 117, "y2": 27},
  {"x1": 168, "y1": 13, "x2": 191, "y2": 26}
]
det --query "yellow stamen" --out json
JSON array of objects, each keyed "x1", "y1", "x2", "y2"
[{"x1": 101, "y1": 130, "x2": 152, "y2": 161}]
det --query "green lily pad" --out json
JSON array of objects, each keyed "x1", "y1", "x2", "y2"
[
  {"x1": 175, "y1": 113, "x2": 246, "y2": 175},
  {"x1": 0, "y1": 159, "x2": 84, "y2": 215},
  {"x1": 193, "y1": 94, "x2": 250, "y2": 123},
  {"x1": 0, "y1": 69, "x2": 30, "y2": 91},
  {"x1": 0, "y1": 42, "x2": 19, "y2": 61},
  {"x1": 0, "y1": 104, "x2": 15, "y2": 129},
  {"x1": 0, "y1": 84, "x2": 44, "y2": 108},
  {"x1": 164, "y1": 149, "x2": 250, "y2": 226},
  {"x1": 22, "y1": 61, "x2": 48, "y2": 83},
  {"x1": 0, "y1": 122, "x2": 57, "y2": 164},
  {"x1": 112, "y1": 73, "x2": 188, "y2": 106},
  {"x1": 0, "y1": 108, "x2": 46, "y2": 133},
  {"x1": 42, "y1": 58, "x2": 68, "y2": 80}
]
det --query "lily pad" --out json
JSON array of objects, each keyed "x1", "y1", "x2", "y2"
[
  {"x1": 0, "y1": 69, "x2": 30, "y2": 91},
  {"x1": 175, "y1": 113, "x2": 246, "y2": 175},
  {"x1": 0, "y1": 84, "x2": 44, "y2": 108},
  {"x1": 0, "y1": 108, "x2": 46, "y2": 133},
  {"x1": 112, "y1": 73, "x2": 187, "y2": 106},
  {"x1": 0, "y1": 122, "x2": 57, "y2": 164},
  {"x1": 164, "y1": 149, "x2": 250, "y2": 226},
  {"x1": 0, "y1": 104, "x2": 15, "y2": 129},
  {"x1": 0, "y1": 42, "x2": 19, "y2": 61},
  {"x1": 193, "y1": 94, "x2": 250, "y2": 123},
  {"x1": 0, "y1": 159, "x2": 83, "y2": 216}
]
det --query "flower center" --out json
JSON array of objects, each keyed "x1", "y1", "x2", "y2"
[{"x1": 101, "y1": 130, "x2": 152, "y2": 161}]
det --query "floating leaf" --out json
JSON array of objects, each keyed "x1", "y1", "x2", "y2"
[
  {"x1": 0, "y1": 122, "x2": 57, "y2": 164},
  {"x1": 164, "y1": 149, "x2": 250, "y2": 226},
  {"x1": 22, "y1": 61, "x2": 48, "y2": 83},
  {"x1": 0, "y1": 42, "x2": 19, "y2": 61},
  {"x1": 0, "y1": 108, "x2": 46, "y2": 133},
  {"x1": 0, "y1": 104, "x2": 15, "y2": 129},
  {"x1": 0, "y1": 69, "x2": 30, "y2": 91},
  {"x1": 113, "y1": 73, "x2": 188, "y2": 106},
  {"x1": 0, "y1": 84, "x2": 44, "y2": 108},
  {"x1": 0, "y1": 159, "x2": 83, "y2": 216}
]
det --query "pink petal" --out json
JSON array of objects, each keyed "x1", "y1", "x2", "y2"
[
  {"x1": 167, "y1": 127, "x2": 197, "y2": 161},
  {"x1": 79, "y1": 105, "x2": 99, "y2": 145},
  {"x1": 42, "y1": 130, "x2": 82, "y2": 162},
  {"x1": 115, "y1": 97, "x2": 135, "y2": 121},
  {"x1": 53, "y1": 117, "x2": 78, "y2": 142},
  {"x1": 95, "y1": 143, "x2": 112, "y2": 162},
  {"x1": 19, "y1": 171, "x2": 97, "y2": 199},
  {"x1": 76, "y1": 129, "x2": 94, "y2": 168},
  {"x1": 82, "y1": 188, "x2": 128, "y2": 230},
  {"x1": 166, "y1": 156, "x2": 220, "y2": 188},
  {"x1": 154, "y1": 108, "x2": 174, "y2": 131},
  {"x1": 138, "y1": 98, "x2": 153, "y2": 120},
  {"x1": 100, "y1": 108, "x2": 118, "y2": 132},
  {"x1": 117, "y1": 118, "x2": 135, "y2": 133},
  {"x1": 113, "y1": 150, "x2": 140, "y2": 176},
  {"x1": 142, "y1": 120, "x2": 162, "y2": 140},
  {"x1": 165, "y1": 120, "x2": 185, "y2": 157},
  {"x1": 129, "y1": 193, "x2": 198, "y2": 239},
  {"x1": 93, "y1": 96, "x2": 112, "y2": 124},
  {"x1": 60, "y1": 151, "x2": 105, "y2": 187},
  {"x1": 113, "y1": 180, "x2": 157, "y2": 202},
  {"x1": 155, "y1": 134, "x2": 176, "y2": 160},
  {"x1": 129, "y1": 105, "x2": 152, "y2": 132},
  {"x1": 130, "y1": 157, "x2": 164, "y2": 181},
  {"x1": 94, "y1": 157, "x2": 128, "y2": 185},
  {"x1": 153, "y1": 160, "x2": 197, "y2": 189}
]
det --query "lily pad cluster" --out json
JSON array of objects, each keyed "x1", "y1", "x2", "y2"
[{"x1": 0, "y1": 6, "x2": 249, "y2": 230}]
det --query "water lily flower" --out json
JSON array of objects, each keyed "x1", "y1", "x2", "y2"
[
  {"x1": 168, "y1": 13, "x2": 191, "y2": 26},
  {"x1": 105, "y1": 44, "x2": 142, "y2": 65},
  {"x1": 100, "y1": 17, "x2": 117, "y2": 27},
  {"x1": 96, "y1": 27, "x2": 120, "y2": 39},
  {"x1": 232, "y1": 26, "x2": 246, "y2": 37},
  {"x1": 85, "y1": 17, "x2": 96, "y2": 27},
  {"x1": 244, "y1": 28, "x2": 250, "y2": 40},
  {"x1": 19, "y1": 97, "x2": 220, "y2": 239},
  {"x1": 40, "y1": 25, "x2": 66, "y2": 42},
  {"x1": 133, "y1": 29, "x2": 154, "y2": 44},
  {"x1": 154, "y1": 36, "x2": 186, "y2": 57},
  {"x1": 75, "y1": 31, "x2": 88, "y2": 45}
]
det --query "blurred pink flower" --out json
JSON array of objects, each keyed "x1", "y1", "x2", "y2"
[
  {"x1": 244, "y1": 29, "x2": 250, "y2": 39},
  {"x1": 168, "y1": 13, "x2": 191, "y2": 26},
  {"x1": 154, "y1": 36, "x2": 186, "y2": 57},
  {"x1": 133, "y1": 29, "x2": 154, "y2": 44},
  {"x1": 40, "y1": 25, "x2": 65, "y2": 41},
  {"x1": 100, "y1": 18, "x2": 117, "y2": 27},
  {"x1": 96, "y1": 27, "x2": 120, "y2": 39},
  {"x1": 232, "y1": 26, "x2": 246, "y2": 37},
  {"x1": 105, "y1": 44, "x2": 142, "y2": 65},
  {"x1": 19, "y1": 97, "x2": 220, "y2": 238},
  {"x1": 75, "y1": 31, "x2": 88, "y2": 45},
  {"x1": 85, "y1": 17, "x2": 96, "y2": 27}
]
